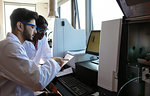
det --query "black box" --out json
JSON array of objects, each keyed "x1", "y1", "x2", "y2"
[{"x1": 75, "y1": 61, "x2": 98, "y2": 88}]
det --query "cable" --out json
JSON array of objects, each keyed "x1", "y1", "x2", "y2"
[
  {"x1": 117, "y1": 77, "x2": 141, "y2": 96},
  {"x1": 44, "y1": 88, "x2": 51, "y2": 93}
]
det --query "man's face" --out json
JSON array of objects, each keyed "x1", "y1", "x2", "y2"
[
  {"x1": 35, "y1": 24, "x2": 48, "y2": 40},
  {"x1": 22, "y1": 19, "x2": 37, "y2": 41}
]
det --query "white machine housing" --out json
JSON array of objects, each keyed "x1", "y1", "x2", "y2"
[
  {"x1": 98, "y1": 19, "x2": 122, "y2": 92},
  {"x1": 52, "y1": 18, "x2": 86, "y2": 57}
]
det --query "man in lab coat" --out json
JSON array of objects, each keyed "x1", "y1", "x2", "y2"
[
  {"x1": 23, "y1": 15, "x2": 62, "y2": 95},
  {"x1": 0, "y1": 8, "x2": 65, "y2": 96},
  {"x1": 23, "y1": 15, "x2": 52, "y2": 64}
]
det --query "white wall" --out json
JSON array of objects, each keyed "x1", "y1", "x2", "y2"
[{"x1": 0, "y1": 0, "x2": 5, "y2": 40}]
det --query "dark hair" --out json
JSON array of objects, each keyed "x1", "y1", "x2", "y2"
[
  {"x1": 36, "y1": 15, "x2": 48, "y2": 27},
  {"x1": 10, "y1": 8, "x2": 38, "y2": 30}
]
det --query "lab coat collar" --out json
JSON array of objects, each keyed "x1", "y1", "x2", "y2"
[{"x1": 7, "y1": 32, "x2": 22, "y2": 45}]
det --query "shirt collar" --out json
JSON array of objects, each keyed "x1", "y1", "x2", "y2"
[{"x1": 7, "y1": 32, "x2": 22, "y2": 44}]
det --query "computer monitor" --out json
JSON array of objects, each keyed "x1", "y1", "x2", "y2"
[{"x1": 86, "y1": 30, "x2": 100, "y2": 56}]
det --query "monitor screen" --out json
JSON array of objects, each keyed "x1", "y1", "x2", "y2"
[{"x1": 86, "y1": 30, "x2": 100, "y2": 56}]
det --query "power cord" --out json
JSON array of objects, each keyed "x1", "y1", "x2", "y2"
[
  {"x1": 117, "y1": 77, "x2": 141, "y2": 96},
  {"x1": 44, "y1": 88, "x2": 51, "y2": 93}
]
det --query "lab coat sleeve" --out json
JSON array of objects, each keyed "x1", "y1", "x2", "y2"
[
  {"x1": 1, "y1": 42, "x2": 61, "y2": 91},
  {"x1": 42, "y1": 36, "x2": 52, "y2": 60}
]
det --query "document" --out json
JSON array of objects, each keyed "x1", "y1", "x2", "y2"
[
  {"x1": 62, "y1": 54, "x2": 74, "y2": 67},
  {"x1": 56, "y1": 67, "x2": 73, "y2": 77},
  {"x1": 56, "y1": 54, "x2": 74, "y2": 77}
]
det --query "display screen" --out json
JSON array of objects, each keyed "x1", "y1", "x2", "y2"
[{"x1": 86, "y1": 30, "x2": 100, "y2": 56}]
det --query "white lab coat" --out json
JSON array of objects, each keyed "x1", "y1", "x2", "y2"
[
  {"x1": 0, "y1": 33, "x2": 61, "y2": 96},
  {"x1": 23, "y1": 36, "x2": 51, "y2": 64}
]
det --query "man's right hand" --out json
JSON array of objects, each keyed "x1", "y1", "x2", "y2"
[{"x1": 51, "y1": 57, "x2": 69, "y2": 67}]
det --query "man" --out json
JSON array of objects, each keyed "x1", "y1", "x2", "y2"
[
  {"x1": 0, "y1": 8, "x2": 65, "y2": 96},
  {"x1": 23, "y1": 15, "x2": 62, "y2": 96},
  {"x1": 23, "y1": 15, "x2": 52, "y2": 64}
]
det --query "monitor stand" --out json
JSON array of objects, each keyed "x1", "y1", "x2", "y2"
[{"x1": 91, "y1": 59, "x2": 99, "y2": 64}]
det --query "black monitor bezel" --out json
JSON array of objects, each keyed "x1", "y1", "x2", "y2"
[{"x1": 86, "y1": 30, "x2": 100, "y2": 56}]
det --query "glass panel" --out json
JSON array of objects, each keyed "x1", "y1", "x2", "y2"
[
  {"x1": 60, "y1": 0, "x2": 71, "y2": 24},
  {"x1": 78, "y1": 0, "x2": 85, "y2": 29},
  {"x1": 92, "y1": 0, "x2": 123, "y2": 30}
]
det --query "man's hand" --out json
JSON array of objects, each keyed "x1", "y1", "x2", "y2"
[{"x1": 51, "y1": 57, "x2": 69, "y2": 67}]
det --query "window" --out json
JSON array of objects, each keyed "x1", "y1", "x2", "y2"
[
  {"x1": 91, "y1": 0, "x2": 123, "y2": 30},
  {"x1": 4, "y1": 2, "x2": 35, "y2": 35},
  {"x1": 78, "y1": 0, "x2": 85, "y2": 29},
  {"x1": 60, "y1": 0, "x2": 71, "y2": 24}
]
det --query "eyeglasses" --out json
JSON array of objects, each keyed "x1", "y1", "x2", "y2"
[
  {"x1": 21, "y1": 22, "x2": 37, "y2": 30},
  {"x1": 37, "y1": 27, "x2": 48, "y2": 34}
]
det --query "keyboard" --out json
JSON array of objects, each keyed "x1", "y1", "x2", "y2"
[{"x1": 58, "y1": 75, "x2": 94, "y2": 96}]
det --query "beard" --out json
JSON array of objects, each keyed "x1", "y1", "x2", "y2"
[
  {"x1": 22, "y1": 26, "x2": 34, "y2": 42},
  {"x1": 33, "y1": 32, "x2": 44, "y2": 42},
  {"x1": 37, "y1": 33, "x2": 44, "y2": 40},
  {"x1": 33, "y1": 34, "x2": 39, "y2": 42}
]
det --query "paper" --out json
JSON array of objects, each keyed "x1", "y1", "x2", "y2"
[
  {"x1": 34, "y1": 91, "x2": 44, "y2": 95},
  {"x1": 91, "y1": 92, "x2": 99, "y2": 96},
  {"x1": 56, "y1": 67, "x2": 73, "y2": 77},
  {"x1": 62, "y1": 54, "x2": 74, "y2": 67}
]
